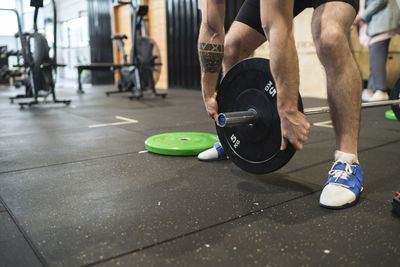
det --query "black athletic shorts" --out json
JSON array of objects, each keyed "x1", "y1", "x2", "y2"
[{"x1": 235, "y1": 0, "x2": 359, "y2": 35}]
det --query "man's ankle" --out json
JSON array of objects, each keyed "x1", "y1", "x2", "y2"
[{"x1": 334, "y1": 150, "x2": 358, "y2": 164}]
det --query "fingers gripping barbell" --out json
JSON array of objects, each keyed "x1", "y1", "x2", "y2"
[{"x1": 215, "y1": 57, "x2": 400, "y2": 174}]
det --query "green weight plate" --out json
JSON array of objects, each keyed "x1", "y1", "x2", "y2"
[
  {"x1": 385, "y1": 110, "x2": 397, "y2": 121},
  {"x1": 145, "y1": 132, "x2": 218, "y2": 156}
]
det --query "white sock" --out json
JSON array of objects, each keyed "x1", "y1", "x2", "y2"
[{"x1": 334, "y1": 150, "x2": 357, "y2": 164}]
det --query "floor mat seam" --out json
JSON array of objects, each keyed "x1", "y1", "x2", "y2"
[
  {"x1": 83, "y1": 190, "x2": 319, "y2": 267},
  {"x1": 0, "y1": 195, "x2": 49, "y2": 267},
  {"x1": 0, "y1": 151, "x2": 147, "y2": 175}
]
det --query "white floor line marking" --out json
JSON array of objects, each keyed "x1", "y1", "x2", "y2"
[
  {"x1": 88, "y1": 116, "x2": 139, "y2": 128},
  {"x1": 138, "y1": 150, "x2": 148, "y2": 154},
  {"x1": 115, "y1": 116, "x2": 138, "y2": 122},
  {"x1": 313, "y1": 120, "x2": 333, "y2": 128}
]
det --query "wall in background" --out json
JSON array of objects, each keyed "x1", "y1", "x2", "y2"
[
  {"x1": 0, "y1": 36, "x2": 19, "y2": 52},
  {"x1": 0, "y1": 1, "x2": 21, "y2": 55},
  {"x1": 145, "y1": 0, "x2": 168, "y2": 91}
]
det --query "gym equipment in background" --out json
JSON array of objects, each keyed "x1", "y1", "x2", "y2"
[
  {"x1": 105, "y1": 0, "x2": 165, "y2": 99},
  {"x1": 0, "y1": 9, "x2": 27, "y2": 88},
  {"x1": 109, "y1": 34, "x2": 135, "y2": 93},
  {"x1": 0, "y1": 46, "x2": 24, "y2": 86},
  {"x1": 7, "y1": 0, "x2": 70, "y2": 107}
]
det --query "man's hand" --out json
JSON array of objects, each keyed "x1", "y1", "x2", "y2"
[
  {"x1": 351, "y1": 15, "x2": 364, "y2": 29},
  {"x1": 203, "y1": 93, "x2": 219, "y2": 122},
  {"x1": 279, "y1": 109, "x2": 310, "y2": 151}
]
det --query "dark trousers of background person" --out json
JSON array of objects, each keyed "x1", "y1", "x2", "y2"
[{"x1": 367, "y1": 39, "x2": 391, "y2": 92}]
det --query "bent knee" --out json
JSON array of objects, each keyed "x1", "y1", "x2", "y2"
[
  {"x1": 224, "y1": 37, "x2": 242, "y2": 62},
  {"x1": 314, "y1": 26, "x2": 349, "y2": 63}
]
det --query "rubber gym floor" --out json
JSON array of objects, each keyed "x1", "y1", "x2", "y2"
[{"x1": 0, "y1": 83, "x2": 399, "y2": 267}]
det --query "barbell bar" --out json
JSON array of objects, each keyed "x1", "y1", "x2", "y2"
[{"x1": 218, "y1": 99, "x2": 400, "y2": 127}]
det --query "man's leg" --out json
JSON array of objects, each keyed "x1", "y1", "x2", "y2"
[
  {"x1": 312, "y1": 1, "x2": 361, "y2": 158},
  {"x1": 223, "y1": 21, "x2": 266, "y2": 75},
  {"x1": 223, "y1": 0, "x2": 267, "y2": 76},
  {"x1": 224, "y1": 0, "x2": 308, "y2": 77},
  {"x1": 312, "y1": 2, "x2": 363, "y2": 209}
]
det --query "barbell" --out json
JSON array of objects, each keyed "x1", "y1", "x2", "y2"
[{"x1": 215, "y1": 57, "x2": 400, "y2": 174}]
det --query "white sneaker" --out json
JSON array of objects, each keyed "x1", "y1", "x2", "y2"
[
  {"x1": 197, "y1": 142, "x2": 228, "y2": 161},
  {"x1": 369, "y1": 90, "x2": 389, "y2": 102},
  {"x1": 319, "y1": 151, "x2": 363, "y2": 209},
  {"x1": 361, "y1": 89, "x2": 373, "y2": 102}
]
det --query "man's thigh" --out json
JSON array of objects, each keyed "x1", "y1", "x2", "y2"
[
  {"x1": 225, "y1": 21, "x2": 266, "y2": 57},
  {"x1": 312, "y1": 0, "x2": 359, "y2": 13},
  {"x1": 312, "y1": 0, "x2": 357, "y2": 36},
  {"x1": 235, "y1": 0, "x2": 315, "y2": 34}
]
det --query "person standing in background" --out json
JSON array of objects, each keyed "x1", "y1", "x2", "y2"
[{"x1": 353, "y1": 0, "x2": 400, "y2": 102}]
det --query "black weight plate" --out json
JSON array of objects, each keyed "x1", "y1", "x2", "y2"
[
  {"x1": 216, "y1": 57, "x2": 303, "y2": 174},
  {"x1": 390, "y1": 77, "x2": 400, "y2": 121},
  {"x1": 32, "y1": 33, "x2": 52, "y2": 92}
]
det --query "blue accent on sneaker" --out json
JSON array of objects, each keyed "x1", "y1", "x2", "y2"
[
  {"x1": 320, "y1": 161, "x2": 364, "y2": 209},
  {"x1": 214, "y1": 142, "x2": 226, "y2": 159}
]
